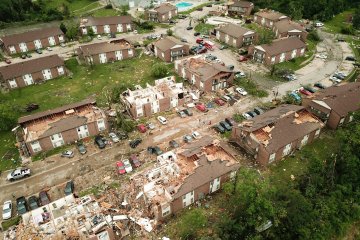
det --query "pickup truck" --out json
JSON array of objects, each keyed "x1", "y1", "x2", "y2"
[{"x1": 7, "y1": 168, "x2": 31, "y2": 181}]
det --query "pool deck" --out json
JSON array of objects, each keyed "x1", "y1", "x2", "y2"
[{"x1": 175, "y1": 0, "x2": 207, "y2": 12}]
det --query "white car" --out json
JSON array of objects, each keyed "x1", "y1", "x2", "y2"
[
  {"x1": 315, "y1": 22, "x2": 324, "y2": 27},
  {"x1": 133, "y1": 30, "x2": 138, "y2": 34},
  {"x1": 147, "y1": 122, "x2": 155, "y2": 130},
  {"x1": 123, "y1": 159, "x2": 133, "y2": 173},
  {"x1": 330, "y1": 76, "x2": 341, "y2": 83},
  {"x1": 316, "y1": 54, "x2": 327, "y2": 59},
  {"x1": 192, "y1": 131, "x2": 201, "y2": 139},
  {"x1": 157, "y1": 116, "x2": 167, "y2": 125},
  {"x1": 2, "y1": 200, "x2": 12, "y2": 220},
  {"x1": 97, "y1": 35, "x2": 102, "y2": 40},
  {"x1": 235, "y1": 87, "x2": 248, "y2": 96},
  {"x1": 242, "y1": 112, "x2": 252, "y2": 119},
  {"x1": 109, "y1": 132, "x2": 120, "y2": 143},
  {"x1": 235, "y1": 71, "x2": 246, "y2": 78},
  {"x1": 46, "y1": 47, "x2": 52, "y2": 51}
]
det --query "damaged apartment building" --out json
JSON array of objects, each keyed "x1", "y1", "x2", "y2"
[
  {"x1": 231, "y1": 105, "x2": 324, "y2": 166},
  {"x1": 130, "y1": 136, "x2": 240, "y2": 222},
  {"x1": 122, "y1": 76, "x2": 197, "y2": 119},
  {"x1": 15, "y1": 98, "x2": 107, "y2": 156},
  {"x1": 175, "y1": 56, "x2": 234, "y2": 92}
]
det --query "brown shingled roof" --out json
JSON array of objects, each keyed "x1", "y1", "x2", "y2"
[
  {"x1": 229, "y1": 1, "x2": 254, "y2": 8},
  {"x1": 0, "y1": 27, "x2": 63, "y2": 47},
  {"x1": 78, "y1": 39, "x2": 133, "y2": 55},
  {"x1": 40, "y1": 115, "x2": 88, "y2": 138},
  {"x1": 217, "y1": 23, "x2": 255, "y2": 38},
  {"x1": 256, "y1": 37, "x2": 306, "y2": 56},
  {"x1": 154, "y1": 3, "x2": 177, "y2": 14},
  {"x1": 240, "y1": 104, "x2": 324, "y2": 153},
  {"x1": 0, "y1": 55, "x2": 64, "y2": 80},
  {"x1": 153, "y1": 36, "x2": 186, "y2": 52},
  {"x1": 81, "y1": 16, "x2": 132, "y2": 27},
  {"x1": 306, "y1": 82, "x2": 360, "y2": 117},
  {"x1": 18, "y1": 98, "x2": 96, "y2": 124},
  {"x1": 173, "y1": 156, "x2": 239, "y2": 199},
  {"x1": 184, "y1": 58, "x2": 232, "y2": 82},
  {"x1": 274, "y1": 20, "x2": 306, "y2": 34},
  {"x1": 255, "y1": 10, "x2": 288, "y2": 21}
]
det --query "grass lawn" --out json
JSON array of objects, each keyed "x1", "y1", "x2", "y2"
[
  {"x1": 346, "y1": 35, "x2": 360, "y2": 59},
  {"x1": 73, "y1": 2, "x2": 102, "y2": 16},
  {"x1": 180, "y1": 2, "x2": 218, "y2": 15},
  {"x1": 0, "y1": 52, "x2": 175, "y2": 167},
  {"x1": 46, "y1": 0, "x2": 100, "y2": 12},
  {"x1": 0, "y1": 131, "x2": 20, "y2": 171},
  {"x1": 324, "y1": 10, "x2": 355, "y2": 34},
  {"x1": 194, "y1": 23, "x2": 214, "y2": 34},
  {"x1": 1, "y1": 216, "x2": 21, "y2": 231},
  {"x1": 91, "y1": 8, "x2": 120, "y2": 17},
  {"x1": 274, "y1": 39, "x2": 317, "y2": 71},
  {"x1": 234, "y1": 77, "x2": 268, "y2": 98}
]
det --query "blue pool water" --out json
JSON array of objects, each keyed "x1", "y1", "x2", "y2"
[{"x1": 176, "y1": 2, "x2": 193, "y2": 9}]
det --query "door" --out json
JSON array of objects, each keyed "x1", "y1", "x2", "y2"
[
  {"x1": 126, "y1": 24, "x2": 131, "y2": 31},
  {"x1": 77, "y1": 125, "x2": 90, "y2": 139},
  {"x1": 279, "y1": 53, "x2": 286, "y2": 62},
  {"x1": 115, "y1": 51, "x2": 123, "y2": 60},
  {"x1": 182, "y1": 191, "x2": 194, "y2": 208},
  {"x1": 48, "y1": 36, "x2": 56, "y2": 46},
  {"x1": 19, "y1": 42, "x2": 28, "y2": 52},
  {"x1": 291, "y1": 49, "x2": 297, "y2": 59},
  {"x1": 104, "y1": 25, "x2": 111, "y2": 33},
  {"x1": 99, "y1": 53, "x2": 107, "y2": 64},
  {"x1": 300, "y1": 135, "x2": 309, "y2": 148},
  {"x1": 58, "y1": 35, "x2": 64, "y2": 42},
  {"x1": 9, "y1": 46, "x2": 16, "y2": 54},
  {"x1": 57, "y1": 66, "x2": 64, "y2": 75},
  {"x1": 50, "y1": 133, "x2": 64, "y2": 148},
  {"x1": 128, "y1": 49, "x2": 133, "y2": 57},
  {"x1": 34, "y1": 39, "x2": 42, "y2": 49},
  {"x1": 8, "y1": 79, "x2": 17, "y2": 88},
  {"x1": 92, "y1": 26, "x2": 97, "y2": 34},
  {"x1": 23, "y1": 74, "x2": 34, "y2": 85}
]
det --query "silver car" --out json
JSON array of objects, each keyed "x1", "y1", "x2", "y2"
[{"x1": 109, "y1": 132, "x2": 120, "y2": 143}]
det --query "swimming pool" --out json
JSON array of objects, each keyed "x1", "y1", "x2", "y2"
[{"x1": 176, "y1": 2, "x2": 193, "y2": 9}]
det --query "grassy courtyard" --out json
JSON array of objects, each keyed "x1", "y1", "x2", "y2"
[{"x1": 324, "y1": 10, "x2": 355, "y2": 34}]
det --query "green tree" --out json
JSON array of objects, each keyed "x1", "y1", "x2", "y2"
[
  {"x1": 120, "y1": 4, "x2": 129, "y2": 15},
  {"x1": 60, "y1": 22, "x2": 67, "y2": 34},
  {"x1": 0, "y1": 104, "x2": 18, "y2": 131},
  {"x1": 151, "y1": 63, "x2": 168, "y2": 78},
  {"x1": 166, "y1": 28, "x2": 173, "y2": 36},
  {"x1": 116, "y1": 112, "x2": 135, "y2": 133},
  {"x1": 87, "y1": 27, "x2": 95, "y2": 37},
  {"x1": 65, "y1": 21, "x2": 80, "y2": 41},
  {"x1": 353, "y1": 6, "x2": 360, "y2": 29}
]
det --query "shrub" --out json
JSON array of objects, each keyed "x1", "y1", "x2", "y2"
[
  {"x1": 151, "y1": 63, "x2": 168, "y2": 78},
  {"x1": 307, "y1": 30, "x2": 320, "y2": 42}
]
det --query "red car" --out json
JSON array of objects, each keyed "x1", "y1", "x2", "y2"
[
  {"x1": 214, "y1": 98, "x2": 225, "y2": 106},
  {"x1": 137, "y1": 124, "x2": 147, "y2": 133},
  {"x1": 116, "y1": 161, "x2": 126, "y2": 174},
  {"x1": 238, "y1": 56, "x2": 248, "y2": 62},
  {"x1": 196, "y1": 38, "x2": 204, "y2": 44},
  {"x1": 299, "y1": 88, "x2": 312, "y2": 96},
  {"x1": 196, "y1": 103, "x2": 207, "y2": 112},
  {"x1": 130, "y1": 155, "x2": 141, "y2": 168}
]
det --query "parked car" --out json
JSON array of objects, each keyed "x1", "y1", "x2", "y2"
[
  {"x1": 157, "y1": 116, "x2": 167, "y2": 125},
  {"x1": 219, "y1": 45, "x2": 228, "y2": 50},
  {"x1": 35, "y1": 49, "x2": 42, "y2": 54},
  {"x1": 109, "y1": 132, "x2": 120, "y2": 143},
  {"x1": 21, "y1": 54, "x2": 26, "y2": 59},
  {"x1": 146, "y1": 122, "x2": 155, "y2": 130},
  {"x1": 94, "y1": 136, "x2": 106, "y2": 149},
  {"x1": 116, "y1": 161, "x2": 126, "y2": 175},
  {"x1": 64, "y1": 181, "x2": 74, "y2": 196},
  {"x1": 314, "y1": 83, "x2": 325, "y2": 89},
  {"x1": 330, "y1": 75, "x2": 341, "y2": 83},
  {"x1": 345, "y1": 56, "x2": 356, "y2": 61},
  {"x1": 283, "y1": 74, "x2": 297, "y2": 81},
  {"x1": 147, "y1": 146, "x2": 163, "y2": 155},
  {"x1": 130, "y1": 155, "x2": 141, "y2": 168},
  {"x1": 2, "y1": 200, "x2": 12, "y2": 220},
  {"x1": 186, "y1": 26, "x2": 193, "y2": 30},
  {"x1": 194, "y1": 32, "x2": 201, "y2": 36},
  {"x1": 26, "y1": 53, "x2": 32, "y2": 58},
  {"x1": 16, "y1": 197, "x2": 27, "y2": 215},
  {"x1": 213, "y1": 124, "x2": 225, "y2": 134},
  {"x1": 183, "y1": 135, "x2": 193, "y2": 143},
  {"x1": 235, "y1": 71, "x2": 246, "y2": 78},
  {"x1": 123, "y1": 159, "x2": 133, "y2": 173},
  {"x1": 302, "y1": 86, "x2": 316, "y2": 93},
  {"x1": 61, "y1": 150, "x2": 74, "y2": 158},
  {"x1": 235, "y1": 87, "x2": 248, "y2": 96},
  {"x1": 183, "y1": 108, "x2": 193, "y2": 116},
  {"x1": 117, "y1": 131, "x2": 128, "y2": 140},
  {"x1": 196, "y1": 38, "x2": 204, "y2": 44},
  {"x1": 178, "y1": 110, "x2": 187, "y2": 118},
  {"x1": 334, "y1": 71, "x2": 346, "y2": 79},
  {"x1": 221, "y1": 95, "x2": 231, "y2": 102},
  {"x1": 242, "y1": 112, "x2": 252, "y2": 119},
  {"x1": 254, "y1": 107, "x2": 264, "y2": 115},
  {"x1": 181, "y1": 38, "x2": 188, "y2": 42},
  {"x1": 214, "y1": 98, "x2": 225, "y2": 106},
  {"x1": 169, "y1": 140, "x2": 180, "y2": 148},
  {"x1": 4, "y1": 58, "x2": 11, "y2": 64},
  {"x1": 129, "y1": 138, "x2": 142, "y2": 148},
  {"x1": 60, "y1": 43, "x2": 66, "y2": 47},
  {"x1": 201, "y1": 35, "x2": 209, "y2": 38},
  {"x1": 247, "y1": 111, "x2": 258, "y2": 118},
  {"x1": 46, "y1": 47, "x2": 52, "y2": 51},
  {"x1": 196, "y1": 103, "x2": 207, "y2": 112},
  {"x1": 192, "y1": 131, "x2": 201, "y2": 139},
  {"x1": 28, "y1": 196, "x2": 39, "y2": 210},
  {"x1": 39, "y1": 191, "x2": 50, "y2": 206},
  {"x1": 219, "y1": 121, "x2": 232, "y2": 131},
  {"x1": 227, "y1": 65, "x2": 234, "y2": 71},
  {"x1": 196, "y1": 46, "x2": 207, "y2": 54},
  {"x1": 225, "y1": 117, "x2": 236, "y2": 126},
  {"x1": 298, "y1": 87, "x2": 312, "y2": 96},
  {"x1": 137, "y1": 124, "x2": 147, "y2": 133},
  {"x1": 77, "y1": 142, "x2": 87, "y2": 154},
  {"x1": 97, "y1": 35, "x2": 102, "y2": 40},
  {"x1": 238, "y1": 55, "x2": 248, "y2": 62},
  {"x1": 289, "y1": 92, "x2": 302, "y2": 102},
  {"x1": 7, "y1": 168, "x2": 31, "y2": 181}
]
